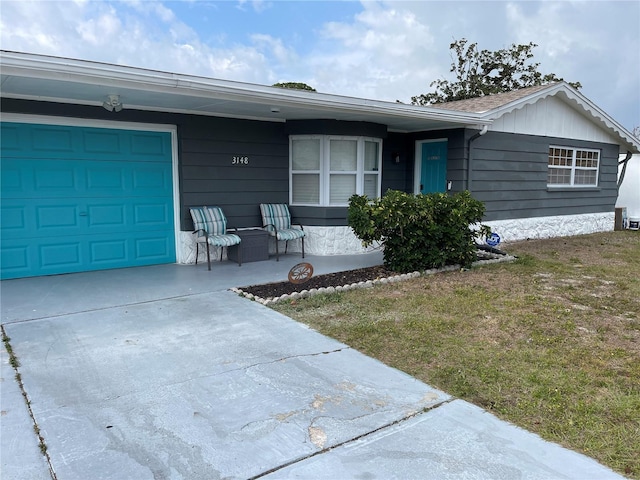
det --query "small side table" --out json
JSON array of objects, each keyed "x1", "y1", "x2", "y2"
[{"x1": 227, "y1": 229, "x2": 269, "y2": 263}]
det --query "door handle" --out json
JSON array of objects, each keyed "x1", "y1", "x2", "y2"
[{"x1": 79, "y1": 212, "x2": 88, "y2": 216}]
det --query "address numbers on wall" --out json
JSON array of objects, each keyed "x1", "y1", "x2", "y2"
[{"x1": 232, "y1": 156, "x2": 249, "y2": 165}]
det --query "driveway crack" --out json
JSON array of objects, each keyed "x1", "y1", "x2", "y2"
[{"x1": 247, "y1": 396, "x2": 455, "y2": 479}]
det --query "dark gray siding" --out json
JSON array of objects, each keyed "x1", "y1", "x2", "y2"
[
  {"x1": 469, "y1": 131, "x2": 619, "y2": 221},
  {"x1": 382, "y1": 132, "x2": 414, "y2": 193},
  {"x1": 2, "y1": 98, "x2": 620, "y2": 229},
  {"x1": 179, "y1": 116, "x2": 288, "y2": 228}
]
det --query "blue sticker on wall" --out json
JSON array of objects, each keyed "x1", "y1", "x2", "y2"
[{"x1": 486, "y1": 232, "x2": 501, "y2": 247}]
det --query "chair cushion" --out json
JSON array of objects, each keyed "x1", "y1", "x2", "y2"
[
  {"x1": 260, "y1": 204, "x2": 292, "y2": 232},
  {"x1": 275, "y1": 228, "x2": 305, "y2": 241},
  {"x1": 207, "y1": 233, "x2": 241, "y2": 247},
  {"x1": 190, "y1": 206, "x2": 227, "y2": 236}
]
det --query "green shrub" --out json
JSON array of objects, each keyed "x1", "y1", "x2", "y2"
[{"x1": 348, "y1": 190, "x2": 490, "y2": 273}]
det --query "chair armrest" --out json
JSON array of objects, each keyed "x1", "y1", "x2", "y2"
[
  {"x1": 263, "y1": 222, "x2": 277, "y2": 231},
  {"x1": 192, "y1": 228, "x2": 207, "y2": 236}
]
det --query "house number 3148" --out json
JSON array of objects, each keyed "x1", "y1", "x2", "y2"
[{"x1": 232, "y1": 156, "x2": 249, "y2": 165}]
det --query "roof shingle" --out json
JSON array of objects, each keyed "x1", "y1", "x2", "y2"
[{"x1": 429, "y1": 84, "x2": 556, "y2": 113}]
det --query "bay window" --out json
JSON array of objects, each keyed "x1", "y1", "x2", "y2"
[{"x1": 290, "y1": 135, "x2": 382, "y2": 206}]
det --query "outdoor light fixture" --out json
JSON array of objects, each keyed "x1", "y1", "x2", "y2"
[
  {"x1": 393, "y1": 152, "x2": 401, "y2": 164},
  {"x1": 103, "y1": 94, "x2": 123, "y2": 112}
]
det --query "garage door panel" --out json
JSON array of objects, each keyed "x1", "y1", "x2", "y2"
[
  {"x1": 129, "y1": 132, "x2": 171, "y2": 158},
  {"x1": 40, "y1": 242, "x2": 82, "y2": 268},
  {"x1": 83, "y1": 130, "x2": 122, "y2": 154},
  {"x1": 1, "y1": 243, "x2": 29, "y2": 272},
  {"x1": 36, "y1": 204, "x2": 81, "y2": 230},
  {"x1": 133, "y1": 167, "x2": 171, "y2": 190},
  {"x1": 133, "y1": 202, "x2": 171, "y2": 226},
  {"x1": 89, "y1": 238, "x2": 127, "y2": 264},
  {"x1": 1, "y1": 205, "x2": 26, "y2": 231},
  {"x1": 1, "y1": 165, "x2": 23, "y2": 190},
  {"x1": 35, "y1": 166, "x2": 78, "y2": 189},
  {"x1": 32, "y1": 126, "x2": 74, "y2": 153},
  {"x1": 1, "y1": 122, "x2": 175, "y2": 279},
  {"x1": 87, "y1": 204, "x2": 126, "y2": 227},
  {"x1": 86, "y1": 167, "x2": 126, "y2": 190},
  {"x1": 135, "y1": 235, "x2": 173, "y2": 260}
]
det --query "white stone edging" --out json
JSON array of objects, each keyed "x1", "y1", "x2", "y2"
[{"x1": 231, "y1": 254, "x2": 516, "y2": 305}]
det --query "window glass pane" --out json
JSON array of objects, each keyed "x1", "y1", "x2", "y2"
[
  {"x1": 574, "y1": 170, "x2": 597, "y2": 185},
  {"x1": 330, "y1": 140, "x2": 357, "y2": 171},
  {"x1": 364, "y1": 174, "x2": 379, "y2": 198},
  {"x1": 330, "y1": 174, "x2": 356, "y2": 204},
  {"x1": 292, "y1": 174, "x2": 319, "y2": 203},
  {"x1": 548, "y1": 168, "x2": 571, "y2": 185},
  {"x1": 548, "y1": 148, "x2": 573, "y2": 167},
  {"x1": 364, "y1": 141, "x2": 379, "y2": 171},
  {"x1": 292, "y1": 139, "x2": 320, "y2": 170}
]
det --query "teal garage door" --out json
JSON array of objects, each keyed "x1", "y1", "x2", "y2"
[{"x1": 1, "y1": 122, "x2": 176, "y2": 280}]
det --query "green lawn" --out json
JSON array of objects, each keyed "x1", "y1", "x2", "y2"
[{"x1": 273, "y1": 231, "x2": 640, "y2": 478}]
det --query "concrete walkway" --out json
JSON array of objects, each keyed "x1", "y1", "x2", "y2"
[{"x1": 1, "y1": 254, "x2": 624, "y2": 479}]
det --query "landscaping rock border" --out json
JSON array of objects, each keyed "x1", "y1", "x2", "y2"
[{"x1": 232, "y1": 253, "x2": 516, "y2": 306}]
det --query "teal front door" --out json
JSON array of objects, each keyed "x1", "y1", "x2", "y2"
[
  {"x1": 420, "y1": 141, "x2": 447, "y2": 194},
  {"x1": 1, "y1": 122, "x2": 176, "y2": 279}
]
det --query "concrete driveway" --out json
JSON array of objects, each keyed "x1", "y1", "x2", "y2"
[{"x1": 1, "y1": 254, "x2": 624, "y2": 479}]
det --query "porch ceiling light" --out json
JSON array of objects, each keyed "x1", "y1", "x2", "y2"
[{"x1": 103, "y1": 94, "x2": 123, "y2": 112}]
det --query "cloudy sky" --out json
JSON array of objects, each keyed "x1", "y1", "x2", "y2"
[{"x1": 1, "y1": 0, "x2": 638, "y2": 130}]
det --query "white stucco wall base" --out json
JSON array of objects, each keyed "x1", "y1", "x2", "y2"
[
  {"x1": 177, "y1": 213, "x2": 614, "y2": 264},
  {"x1": 485, "y1": 212, "x2": 614, "y2": 244},
  {"x1": 177, "y1": 226, "x2": 378, "y2": 264},
  {"x1": 299, "y1": 226, "x2": 380, "y2": 256}
]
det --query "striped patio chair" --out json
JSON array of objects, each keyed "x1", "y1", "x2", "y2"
[
  {"x1": 259, "y1": 204, "x2": 305, "y2": 261},
  {"x1": 190, "y1": 206, "x2": 242, "y2": 270}
]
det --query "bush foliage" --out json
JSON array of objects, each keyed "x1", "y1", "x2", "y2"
[{"x1": 348, "y1": 190, "x2": 490, "y2": 273}]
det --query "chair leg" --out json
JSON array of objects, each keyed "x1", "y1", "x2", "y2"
[
  {"x1": 285, "y1": 241, "x2": 288, "y2": 254},
  {"x1": 275, "y1": 237, "x2": 280, "y2": 261},
  {"x1": 206, "y1": 243, "x2": 211, "y2": 271},
  {"x1": 220, "y1": 247, "x2": 223, "y2": 261},
  {"x1": 302, "y1": 236, "x2": 305, "y2": 258},
  {"x1": 195, "y1": 243, "x2": 199, "y2": 266}
]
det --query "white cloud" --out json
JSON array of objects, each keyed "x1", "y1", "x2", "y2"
[
  {"x1": 504, "y1": 0, "x2": 639, "y2": 129},
  {"x1": 0, "y1": 0, "x2": 277, "y2": 83},
  {"x1": 0, "y1": 0, "x2": 637, "y2": 129},
  {"x1": 236, "y1": 0, "x2": 272, "y2": 14},
  {"x1": 305, "y1": 1, "x2": 438, "y2": 101},
  {"x1": 250, "y1": 34, "x2": 298, "y2": 65}
]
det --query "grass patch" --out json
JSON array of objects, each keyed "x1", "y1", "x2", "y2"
[
  {"x1": 1, "y1": 325, "x2": 50, "y2": 459},
  {"x1": 273, "y1": 231, "x2": 640, "y2": 478}
]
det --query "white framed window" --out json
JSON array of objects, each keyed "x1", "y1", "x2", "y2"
[
  {"x1": 548, "y1": 146, "x2": 600, "y2": 187},
  {"x1": 290, "y1": 135, "x2": 382, "y2": 206}
]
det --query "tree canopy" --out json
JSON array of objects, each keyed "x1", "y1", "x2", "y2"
[
  {"x1": 411, "y1": 38, "x2": 581, "y2": 105},
  {"x1": 272, "y1": 82, "x2": 317, "y2": 92}
]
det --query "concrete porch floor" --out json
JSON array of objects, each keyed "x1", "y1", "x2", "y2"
[{"x1": 1, "y1": 252, "x2": 624, "y2": 479}]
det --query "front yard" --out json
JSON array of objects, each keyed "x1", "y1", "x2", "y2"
[{"x1": 272, "y1": 231, "x2": 640, "y2": 478}]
